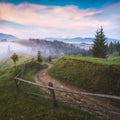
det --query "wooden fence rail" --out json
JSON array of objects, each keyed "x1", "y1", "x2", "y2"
[
  {"x1": 14, "y1": 77, "x2": 58, "y2": 108},
  {"x1": 14, "y1": 77, "x2": 120, "y2": 100}
]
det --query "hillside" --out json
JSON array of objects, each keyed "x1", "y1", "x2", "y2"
[
  {"x1": 48, "y1": 56, "x2": 120, "y2": 96},
  {"x1": 0, "y1": 33, "x2": 19, "y2": 41},
  {"x1": 0, "y1": 58, "x2": 100, "y2": 120},
  {"x1": 45, "y1": 37, "x2": 120, "y2": 44},
  {"x1": 18, "y1": 39, "x2": 81, "y2": 58}
]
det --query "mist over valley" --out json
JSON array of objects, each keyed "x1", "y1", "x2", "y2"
[{"x1": 0, "y1": 33, "x2": 120, "y2": 60}]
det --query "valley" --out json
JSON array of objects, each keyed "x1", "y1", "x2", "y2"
[
  {"x1": 0, "y1": 33, "x2": 120, "y2": 120},
  {"x1": 1, "y1": 0, "x2": 120, "y2": 119}
]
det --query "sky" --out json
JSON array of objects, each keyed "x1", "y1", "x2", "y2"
[{"x1": 0, "y1": 0, "x2": 120, "y2": 39}]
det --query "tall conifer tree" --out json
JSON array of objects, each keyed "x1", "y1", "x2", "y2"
[
  {"x1": 92, "y1": 27, "x2": 107, "y2": 58},
  {"x1": 37, "y1": 51, "x2": 42, "y2": 63}
]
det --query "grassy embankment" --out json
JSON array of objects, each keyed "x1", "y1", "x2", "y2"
[
  {"x1": 48, "y1": 55, "x2": 120, "y2": 96},
  {"x1": 0, "y1": 57, "x2": 100, "y2": 120}
]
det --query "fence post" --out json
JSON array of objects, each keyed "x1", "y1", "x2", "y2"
[{"x1": 48, "y1": 82, "x2": 58, "y2": 108}]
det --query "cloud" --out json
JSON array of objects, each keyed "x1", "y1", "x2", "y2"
[{"x1": 0, "y1": 2, "x2": 120, "y2": 38}]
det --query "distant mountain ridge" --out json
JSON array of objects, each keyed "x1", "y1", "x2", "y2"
[
  {"x1": 0, "y1": 33, "x2": 119, "y2": 43},
  {"x1": 0, "y1": 33, "x2": 19, "y2": 41},
  {"x1": 45, "y1": 37, "x2": 120, "y2": 44}
]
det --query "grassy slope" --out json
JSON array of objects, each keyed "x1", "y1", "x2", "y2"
[
  {"x1": 0, "y1": 58, "x2": 100, "y2": 120},
  {"x1": 49, "y1": 56, "x2": 120, "y2": 96},
  {"x1": 65, "y1": 55, "x2": 120, "y2": 66}
]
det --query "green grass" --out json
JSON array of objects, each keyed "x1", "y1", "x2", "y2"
[
  {"x1": 15, "y1": 61, "x2": 48, "y2": 95},
  {"x1": 65, "y1": 55, "x2": 120, "y2": 66},
  {"x1": 49, "y1": 56, "x2": 120, "y2": 96},
  {"x1": 0, "y1": 58, "x2": 101, "y2": 120},
  {"x1": 0, "y1": 55, "x2": 32, "y2": 70}
]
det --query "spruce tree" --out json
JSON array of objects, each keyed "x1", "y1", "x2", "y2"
[
  {"x1": 37, "y1": 51, "x2": 42, "y2": 63},
  {"x1": 92, "y1": 27, "x2": 107, "y2": 58}
]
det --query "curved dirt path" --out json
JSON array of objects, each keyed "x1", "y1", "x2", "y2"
[{"x1": 34, "y1": 63, "x2": 120, "y2": 120}]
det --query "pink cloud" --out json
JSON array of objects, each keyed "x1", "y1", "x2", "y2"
[
  {"x1": 0, "y1": 2, "x2": 119, "y2": 38},
  {"x1": 0, "y1": 3, "x2": 105, "y2": 28}
]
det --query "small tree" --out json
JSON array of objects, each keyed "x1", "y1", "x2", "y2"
[
  {"x1": 37, "y1": 51, "x2": 42, "y2": 63},
  {"x1": 92, "y1": 27, "x2": 107, "y2": 58},
  {"x1": 11, "y1": 53, "x2": 18, "y2": 67}
]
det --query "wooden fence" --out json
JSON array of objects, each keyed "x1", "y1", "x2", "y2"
[{"x1": 14, "y1": 76, "x2": 120, "y2": 100}]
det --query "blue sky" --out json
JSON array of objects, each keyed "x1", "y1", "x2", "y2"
[
  {"x1": 1, "y1": 0, "x2": 120, "y2": 8},
  {"x1": 0, "y1": 0, "x2": 120, "y2": 39}
]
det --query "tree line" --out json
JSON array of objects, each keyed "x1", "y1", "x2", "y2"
[{"x1": 107, "y1": 41, "x2": 120, "y2": 56}]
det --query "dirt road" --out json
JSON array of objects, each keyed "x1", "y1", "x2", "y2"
[{"x1": 34, "y1": 64, "x2": 120, "y2": 120}]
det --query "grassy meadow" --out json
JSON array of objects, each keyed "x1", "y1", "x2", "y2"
[
  {"x1": 65, "y1": 55, "x2": 120, "y2": 66},
  {"x1": 0, "y1": 57, "x2": 101, "y2": 120},
  {"x1": 49, "y1": 55, "x2": 120, "y2": 96}
]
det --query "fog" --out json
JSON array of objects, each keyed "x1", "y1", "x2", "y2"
[
  {"x1": 0, "y1": 42, "x2": 32, "y2": 60},
  {"x1": 0, "y1": 40, "x2": 81, "y2": 60},
  {"x1": 0, "y1": 41, "x2": 64, "y2": 60}
]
